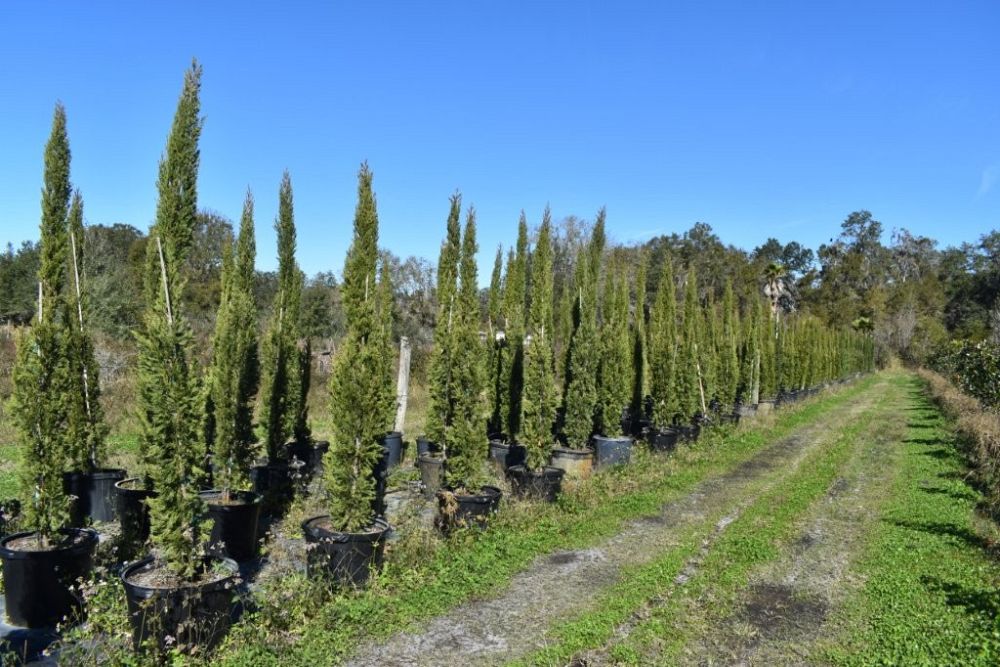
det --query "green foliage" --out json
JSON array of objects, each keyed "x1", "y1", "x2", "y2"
[
  {"x1": 649, "y1": 256, "x2": 678, "y2": 428},
  {"x1": 761, "y1": 308, "x2": 778, "y2": 398},
  {"x1": 717, "y1": 280, "x2": 740, "y2": 408},
  {"x1": 499, "y1": 216, "x2": 529, "y2": 441},
  {"x1": 138, "y1": 62, "x2": 206, "y2": 578},
  {"x1": 206, "y1": 191, "x2": 260, "y2": 497},
  {"x1": 740, "y1": 298, "x2": 763, "y2": 405},
  {"x1": 631, "y1": 251, "x2": 650, "y2": 423},
  {"x1": 323, "y1": 164, "x2": 396, "y2": 532},
  {"x1": 676, "y1": 267, "x2": 703, "y2": 420},
  {"x1": 561, "y1": 233, "x2": 600, "y2": 447},
  {"x1": 597, "y1": 261, "x2": 631, "y2": 437},
  {"x1": 521, "y1": 211, "x2": 556, "y2": 470},
  {"x1": 487, "y1": 245, "x2": 505, "y2": 436}
]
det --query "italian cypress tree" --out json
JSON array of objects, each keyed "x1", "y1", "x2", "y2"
[
  {"x1": 561, "y1": 249, "x2": 598, "y2": 447},
  {"x1": 259, "y1": 171, "x2": 305, "y2": 461},
  {"x1": 520, "y1": 213, "x2": 556, "y2": 470},
  {"x1": 649, "y1": 256, "x2": 678, "y2": 428},
  {"x1": 487, "y1": 245, "x2": 505, "y2": 436},
  {"x1": 676, "y1": 267, "x2": 703, "y2": 420},
  {"x1": 64, "y1": 190, "x2": 109, "y2": 472},
  {"x1": 555, "y1": 275, "x2": 575, "y2": 389},
  {"x1": 11, "y1": 103, "x2": 73, "y2": 543},
  {"x1": 596, "y1": 260, "x2": 631, "y2": 437},
  {"x1": 718, "y1": 279, "x2": 740, "y2": 409},
  {"x1": 761, "y1": 309, "x2": 778, "y2": 399},
  {"x1": 500, "y1": 216, "x2": 528, "y2": 440},
  {"x1": 207, "y1": 191, "x2": 260, "y2": 499},
  {"x1": 138, "y1": 62, "x2": 206, "y2": 578},
  {"x1": 323, "y1": 164, "x2": 396, "y2": 532},
  {"x1": 445, "y1": 209, "x2": 487, "y2": 489},
  {"x1": 740, "y1": 298, "x2": 763, "y2": 406},
  {"x1": 425, "y1": 195, "x2": 462, "y2": 446},
  {"x1": 630, "y1": 250, "x2": 649, "y2": 423},
  {"x1": 702, "y1": 291, "x2": 719, "y2": 406}
]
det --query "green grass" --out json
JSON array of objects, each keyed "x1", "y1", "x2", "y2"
[
  {"x1": 216, "y1": 376, "x2": 876, "y2": 666},
  {"x1": 823, "y1": 375, "x2": 1000, "y2": 666}
]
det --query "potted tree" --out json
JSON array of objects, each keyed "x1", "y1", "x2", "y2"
[
  {"x1": 484, "y1": 244, "x2": 512, "y2": 474},
  {"x1": 303, "y1": 164, "x2": 395, "y2": 587},
  {"x1": 717, "y1": 280, "x2": 741, "y2": 423},
  {"x1": 737, "y1": 298, "x2": 764, "y2": 418},
  {"x1": 201, "y1": 191, "x2": 262, "y2": 563},
  {"x1": 436, "y1": 209, "x2": 503, "y2": 530},
  {"x1": 1, "y1": 104, "x2": 99, "y2": 629},
  {"x1": 594, "y1": 259, "x2": 634, "y2": 467},
  {"x1": 508, "y1": 209, "x2": 565, "y2": 500},
  {"x1": 629, "y1": 250, "x2": 650, "y2": 436},
  {"x1": 118, "y1": 63, "x2": 240, "y2": 655},
  {"x1": 674, "y1": 267, "x2": 705, "y2": 441},
  {"x1": 647, "y1": 256, "x2": 680, "y2": 452},
  {"x1": 554, "y1": 212, "x2": 605, "y2": 479}
]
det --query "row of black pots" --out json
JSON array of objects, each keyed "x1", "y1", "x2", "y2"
[{"x1": 62, "y1": 467, "x2": 127, "y2": 525}]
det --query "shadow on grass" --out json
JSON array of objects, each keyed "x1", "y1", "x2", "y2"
[
  {"x1": 888, "y1": 518, "x2": 993, "y2": 552},
  {"x1": 920, "y1": 575, "x2": 1000, "y2": 619},
  {"x1": 920, "y1": 486, "x2": 979, "y2": 503}
]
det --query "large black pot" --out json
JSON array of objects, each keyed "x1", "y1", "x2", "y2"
[
  {"x1": 415, "y1": 436, "x2": 441, "y2": 459},
  {"x1": 250, "y1": 461, "x2": 294, "y2": 512},
  {"x1": 647, "y1": 428, "x2": 679, "y2": 453},
  {"x1": 381, "y1": 431, "x2": 404, "y2": 470},
  {"x1": 488, "y1": 440, "x2": 526, "y2": 475},
  {"x1": 285, "y1": 439, "x2": 330, "y2": 475},
  {"x1": 507, "y1": 465, "x2": 564, "y2": 502},
  {"x1": 436, "y1": 486, "x2": 502, "y2": 532},
  {"x1": 64, "y1": 468, "x2": 127, "y2": 525},
  {"x1": 416, "y1": 453, "x2": 446, "y2": 500},
  {"x1": 115, "y1": 478, "x2": 157, "y2": 558},
  {"x1": 676, "y1": 422, "x2": 701, "y2": 442},
  {"x1": 120, "y1": 555, "x2": 240, "y2": 654},
  {"x1": 301, "y1": 516, "x2": 390, "y2": 587},
  {"x1": 0, "y1": 528, "x2": 98, "y2": 628},
  {"x1": 199, "y1": 490, "x2": 262, "y2": 562},
  {"x1": 593, "y1": 436, "x2": 633, "y2": 468}
]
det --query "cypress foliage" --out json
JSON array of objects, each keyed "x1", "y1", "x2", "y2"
[
  {"x1": 520, "y1": 212, "x2": 556, "y2": 470},
  {"x1": 486, "y1": 245, "x2": 505, "y2": 436},
  {"x1": 11, "y1": 103, "x2": 73, "y2": 542},
  {"x1": 259, "y1": 172, "x2": 305, "y2": 460},
  {"x1": 445, "y1": 209, "x2": 487, "y2": 489},
  {"x1": 676, "y1": 267, "x2": 704, "y2": 420},
  {"x1": 207, "y1": 191, "x2": 260, "y2": 499},
  {"x1": 761, "y1": 309, "x2": 778, "y2": 399},
  {"x1": 560, "y1": 249, "x2": 598, "y2": 447},
  {"x1": 740, "y1": 298, "x2": 764, "y2": 406},
  {"x1": 64, "y1": 190, "x2": 109, "y2": 472},
  {"x1": 500, "y1": 216, "x2": 528, "y2": 440},
  {"x1": 649, "y1": 255, "x2": 678, "y2": 428},
  {"x1": 138, "y1": 62, "x2": 206, "y2": 578},
  {"x1": 323, "y1": 164, "x2": 395, "y2": 532},
  {"x1": 596, "y1": 260, "x2": 631, "y2": 437},
  {"x1": 718, "y1": 279, "x2": 740, "y2": 409},
  {"x1": 630, "y1": 250, "x2": 649, "y2": 423},
  {"x1": 702, "y1": 291, "x2": 719, "y2": 406},
  {"x1": 425, "y1": 195, "x2": 462, "y2": 446},
  {"x1": 554, "y1": 274, "x2": 575, "y2": 390}
]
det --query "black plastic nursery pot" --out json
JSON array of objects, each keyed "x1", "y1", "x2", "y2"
[
  {"x1": 64, "y1": 468, "x2": 127, "y2": 525},
  {"x1": 116, "y1": 478, "x2": 157, "y2": 557},
  {"x1": 199, "y1": 490, "x2": 262, "y2": 562},
  {"x1": 436, "y1": 486, "x2": 502, "y2": 531},
  {"x1": 0, "y1": 527, "x2": 98, "y2": 628},
  {"x1": 285, "y1": 439, "x2": 330, "y2": 475},
  {"x1": 415, "y1": 436, "x2": 441, "y2": 459},
  {"x1": 301, "y1": 516, "x2": 391, "y2": 587},
  {"x1": 250, "y1": 461, "x2": 294, "y2": 510},
  {"x1": 507, "y1": 465, "x2": 565, "y2": 502},
  {"x1": 120, "y1": 555, "x2": 240, "y2": 654},
  {"x1": 676, "y1": 422, "x2": 701, "y2": 443},
  {"x1": 381, "y1": 431, "x2": 404, "y2": 470},
  {"x1": 593, "y1": 435, "x2": 633, "y2": 468},
  {"x1": 416, "y1": 453, "x2": 446, "y2": 500},
  {"x1": 647, "y1": 427, "x2": 679, "y2": 453},
  {"x1": 549, "y1": 446, "x2": 594, "y2": 479},
  {"x1": 487, "y1": 440, "x2": 526, "y2": 475}
]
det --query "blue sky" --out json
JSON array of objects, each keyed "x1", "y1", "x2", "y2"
[{"x1": 1, "y1": 1, "x2": 998, "y2": 278}]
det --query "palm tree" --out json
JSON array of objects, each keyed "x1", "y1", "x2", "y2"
[{"x1": 763, "y1": 262, "x2": 789, "y2": 321}]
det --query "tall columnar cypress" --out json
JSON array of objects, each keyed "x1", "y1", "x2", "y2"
[
  {"x1": 630, "y1": 250, "x2": 649, "y2": 423},
  {"x1": 259, "y1": 172, "x2": 305, "y2": 461},
  {"x1": 446, "y1": 210, "x2": 487, "y2": 488},
  {"x1": 702, "y1": 292, "x2": 719, "y2": 405},
  {"x1": 588, "y1": 208, "x2": 607, "y2": 314},
  {"x1": 500, "y1": 216, "x2": 528, "y2": 440},
  {"x1": 649, "y1": 256, "x2": 678, "y2": 428},
  {"x1": 718, "y1": 279, "x2": 740, "y2": 409},
  {"x1": 138, "y1": 62, "x2": 206, "y2": 578},
  {"x1": 11, "y1": 103, "x2": 73, "y2": 543},
  {"x1": 555, "y1": 274, "x2": 575, "y2": 390},
  {"x1": 560, "y1": 248, "x2": 598, "y2": 447},
  {"x1": 64, "y1": 190, "x2": 109, "y2": 472},
  {"x1": 520, "y1": 213, "x2": 556, "y2": 470},
  {"x1": 207, "y1": 191, "x2": 259, "y2": 499},
  {"x1": 487, "y1": 245, "x2": 505, "y2": 436},
  {"x1": 596, "y1": 261, "x2": 631, "y2": 437},
  {"x1": 323, "y1": 164, "x2": 396, "y2": 532},
  {"x1": 426, "y1": 195, "x2": 462, "y2": 446},
  {"x1": 676, "y1": 267, "x2": 704, "y2": 420},
  {"x1": 761, "y1": 308, "x2": 778, "y2": 399},
  {"x1": 740, "y1": 298, "x2": 763, "y2": 406}
]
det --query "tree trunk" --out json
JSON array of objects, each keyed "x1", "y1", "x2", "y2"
[{"x1": 394, "y1": 336, "x2": 411, "y2": 433}]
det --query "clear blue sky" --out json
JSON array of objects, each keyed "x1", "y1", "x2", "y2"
[{"x1": 1, "y1": 1, "x2": 998, "y2": 278}]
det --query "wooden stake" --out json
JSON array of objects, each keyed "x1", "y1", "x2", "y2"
[
  {"x1": 70, "y1": 231, "x2": 96, "y2": 462},
  {"x1": 394, "y1": 336, "x2": 411, "y2": 434},
  {"x1": 156, "y1": 236, "x2": 173, "y2": 326}
]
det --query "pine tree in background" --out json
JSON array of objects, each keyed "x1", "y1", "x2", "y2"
[
  {"x1": 324, "y1": 164, "x2": 395, "y2": 532},
  {"x1": 630, "y1": 250, "x2": 649, "y2": 425},
  {"x1": 11, "y1": 103, "x2": 73, "y2": 543},
  {"x1": 445, "y1": 209, "x2": 487, "y2": 489},
  {"x1": 500, "y1": 216, "x2": 528, "y2": 440},
  {"x1": 597, "y1": 260, "x2": 631, "y2": 437},
  {"x1": 521, "y1": 211, "x2": 556, "y2": 470},
  {"x1": 718, "y1": 279, "x2": 740, "y2": 409},
  {"x1": 138, "y1": 62, "x2": 206, "y2": 577},
  {"x1": 649, "y1": 255, "x2": 678, "y2": 428},
  {"x1": 561, "y1": 247, "x2": 598, "y2": 447},
  {"x1": 487, "y1": 245, "x2": 505, "y2": 436},
  {"x1": 676, "y1": 267, "x2": 704, "y2": 421},
  {"x1": 207, "y1": 191, "x2": 260, "y2": 499},
  {"x1": 64, "y1": 190, "x2": 109, "y2": 472},
  {"x1": 426, "y1": 195, "x2": 462, "y2": 446},
  {"x1": 259, "y1": 171, "x2": 305, "y2": 461}
]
